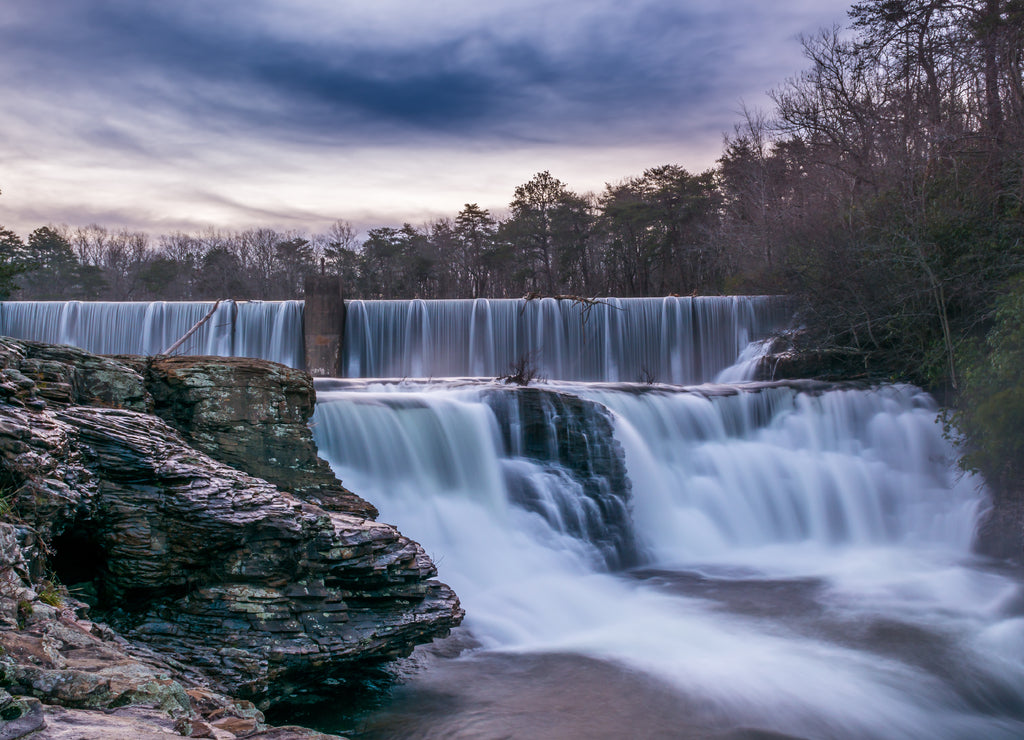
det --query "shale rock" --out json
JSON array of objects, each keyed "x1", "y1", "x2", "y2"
[
  {"x1": 9, "y1": 339, "x2": 150, "y2": 412},
  {"x1": 0, "y1": 338, "x2": 461, "y2": 723},
  {"x1": 144, "y1": 356, "x2": 377, "y2": 518},
  {"x1": 0, "y1": 692, "x2": 45, "y2": 739},
  {"x1": 0, "y1": 399, "x2": 461, "y2": 707},
  {"x1": 50, "y1": 405, "x2": 461, "y2": 702}
]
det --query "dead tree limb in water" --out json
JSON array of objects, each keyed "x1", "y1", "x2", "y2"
[
  {"x1": 499, "y1": 352, "x2": 542, "y2": 386},
  {"x1": 159, "y1": 299, "x2": 222, "y2": 357}
]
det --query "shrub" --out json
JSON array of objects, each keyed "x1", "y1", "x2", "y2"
[{"x1": 956, "y1": 276, "x2": 1024, "y2": 488}]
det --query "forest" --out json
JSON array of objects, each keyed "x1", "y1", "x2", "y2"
[{"x1": 1, "y1": 0, "x2": 1022, "y2": 487}]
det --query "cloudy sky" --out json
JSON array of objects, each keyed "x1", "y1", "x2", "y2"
[{"x1": 0, "y1": 0, "x2": 851, "y2": 236}]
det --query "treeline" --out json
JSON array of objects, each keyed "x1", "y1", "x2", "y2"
[
  {"x1": 0, "y1": 165, "x2": 727, "y2": 302},
  {"x1": 721, "y1": 0, "x2": 1024, "y2": 486}
]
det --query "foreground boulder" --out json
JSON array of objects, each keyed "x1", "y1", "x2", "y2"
[
  {"x1": 141, "y1": 356, "x2": 377, "y2": 518},
  {"x1": 58, "y1": 405, "x2": 461, "y2": 702},
  {"x1": 0, "y1": 338, "x2": 463, "y2": 730},
  {"x1": 0, "y1": 520, "x2": 347, "y2": 739}
]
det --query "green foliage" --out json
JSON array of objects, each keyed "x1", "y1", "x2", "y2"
[
  {"x1": 196, "y1": 246, "x2": 249, "y2": 297},
  {"x1": 359, "y1": 225, "x2": 435, "y2": 298},
  {"x1": 0, "y1": 468, "x2": 20, "y2": 520},
  {"x1": 20, "y1": 226, "x2": 79, "y2": 299},
  {"x1": 37, "y1": 580, "x2": 63, "y2": 608},
  {"x1": 600, "y1": 166, "x2": 722, "y2": 295},
  {"x1": 956, "y1": 276, "x2": 1024, "y2": 486},
  {"x1": 739, "y1": 0, "x2": 1024, "y2": 393},
  {"x1": 16, "y1": 599, "x2": 31, "y2": 629},
  {"x1": 453, "y1": 204, "x2": 498, "y2": 298},
  {"x1": 503, "y1": 171, "x2": 593, "y2": 295},
  {"x1": 138, "y1": 257, "x2": 185, "y2": 299}
]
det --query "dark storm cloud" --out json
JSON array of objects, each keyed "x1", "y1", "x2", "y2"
[
  {"x1": 0, "y1": 0, "x2": 853, "y2": 234},
  {"x1": 4, "y1": 2, "x2": 491, "y2": 139},
  {"x1": 0, "y1": 0, "x2": 808, "y2": 147}
]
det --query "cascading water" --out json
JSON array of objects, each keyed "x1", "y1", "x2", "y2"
[
  {"x1": 0, "y1": 299, "x2": 304, "y2": 367},
  {"x1": 0, "y1": 296, "x2": 783, "y2": 382},
  {"x1": 310, "y1": 379, "x2": 1024, "y2": 739}
]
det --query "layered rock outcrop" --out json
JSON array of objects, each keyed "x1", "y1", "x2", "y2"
[
  {"x1": 140, "y1": 356, "x2": 376, "y2": 518},
  {"x1": 0, "y1": 338, "x2": 463, "y2": 735}
]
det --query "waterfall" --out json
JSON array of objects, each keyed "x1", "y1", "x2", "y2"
[
  {"x1": 313, "y1": 381, "x2": 982, "y2": 569},
  {"x1": 342, "y1": 296, "x2": 789, "y2": 382},
  {"x1": 4, "y1": 295, "x2": 1022, "y2": 737},
  {"x1": 312, "y1": 380, "x2": 1024, "y2": 739},
  {"x1": 0, "y1": 300, "x2": 304, "y2": 367},
  {"x1": 582, "y1": 383, "x2": 980, "y2": 556}
]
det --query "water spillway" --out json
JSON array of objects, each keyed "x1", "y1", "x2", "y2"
[
  {"x1": 0, "y1": 300, "x2": 304, "y2": 368},
  {"x1": 0, "y1": 296, "x2": 788, "y2": 383},
  {"x1": 342, "y1": 295, "x2": 788, "y2": 382}
]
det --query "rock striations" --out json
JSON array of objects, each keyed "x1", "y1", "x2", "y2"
[
  {"x1": 0, "y1": 338, "x2": 463, "y2": 738},
  {"x1": 140, "y1": 356, "x2": 378, "y2": 519}
]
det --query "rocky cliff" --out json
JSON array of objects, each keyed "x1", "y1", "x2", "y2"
[
  {"x1": 140, "y1": 356, "x2": 377, "y2": 519},
  {"x1": 0, "y1": 339, "x2": 463, "y2": 738}
]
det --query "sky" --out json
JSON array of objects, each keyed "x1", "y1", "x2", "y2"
[{"x1": 0, "y1": 0, "x2": 852, "y2": 237}]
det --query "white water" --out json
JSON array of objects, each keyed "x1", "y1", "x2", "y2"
[
  {"x1": 0, "y1": 300, "x2": 304, "y2": 367},
  {"x1": 312, "y1": 380, "x2": 1024, "y2": 739},
  {"x1": 343, "y1": 296, "x2": 788, "y2": 382},
  {"x1": 714, "y1": 337, "x2": 776, "y2": 382}
]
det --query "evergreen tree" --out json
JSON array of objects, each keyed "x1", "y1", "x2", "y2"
[
  {"x1": 21, "y1": 226, "x2": 79, "y2": 299},
  {"x1": 0, "y1": 227, "x2": 27, "y2": 299}
]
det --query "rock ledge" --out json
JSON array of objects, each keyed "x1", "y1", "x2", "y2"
[{"x1": 0, "y1": 338, "x2": 463, "y2": 737}]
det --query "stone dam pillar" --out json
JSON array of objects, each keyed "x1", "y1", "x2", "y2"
[{"x1": 303, "y1": 275, "x2": 345, "y2": 377}]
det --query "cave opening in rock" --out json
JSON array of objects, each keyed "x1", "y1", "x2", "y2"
[{"x1": 50, "y1": 523, "x2": 108, "y2": 610}]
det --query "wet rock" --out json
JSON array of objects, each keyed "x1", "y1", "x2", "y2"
[
  {"x1": 483, "y1": 387, "x2": 636, "y2": 568},
  {"x1": 19, "y1": 404, "x2": 462, "y2": 705},
  {"x1": 17, "y1": 340, "x2": 151, "y2": 412},
  {"x1": 40, "y1": 704, "x2": 206, "y2": 739},
  {"x1": 753, "y1": 334, "x2": 873, "y2": 384},
  {"x1": 0, "y1": 693, "x2": 45, "y2": 740},
  {"x1": 145, "y1": 356, "x2": 376, "y2": 518},
  {"x1": 974, "y1": 489, "x2": 1024, "y2": 560},
  {"x1": 0, "y1": 339, "x2": 461, "y2": 724}
]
